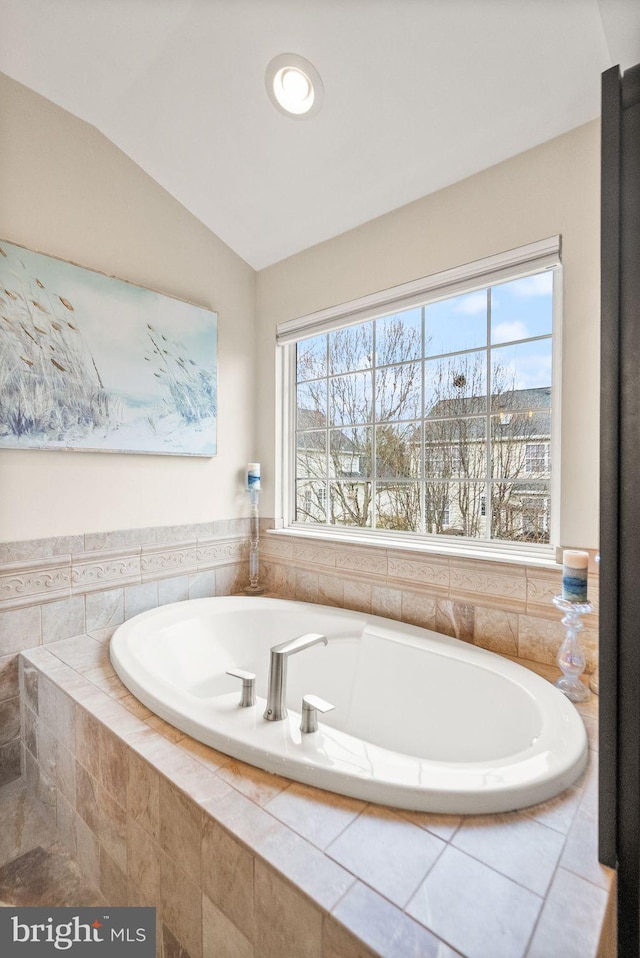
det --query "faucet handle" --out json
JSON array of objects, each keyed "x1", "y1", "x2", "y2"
[
  {"x1": 226, "y1": 669, "x2": 256, "y2": 708},
  {"x1": 300, "y1": 694, "x2": 334, "y2": 734}
]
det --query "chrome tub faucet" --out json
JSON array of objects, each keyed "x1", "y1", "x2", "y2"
[{"x1": 263, "y1": 632, "x2": 328, "y2": 721}]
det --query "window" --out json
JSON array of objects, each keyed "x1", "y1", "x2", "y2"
[
  {"x1": 525, "y1": 442, "x2": 550, "y2": 476},
  {"x1": 278, "y1": 238, "x2": 560, "y2": 552}
]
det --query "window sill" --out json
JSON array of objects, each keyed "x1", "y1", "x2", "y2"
[{"x1": 266, "y1": 525, "x2": 560, "y2": 570}]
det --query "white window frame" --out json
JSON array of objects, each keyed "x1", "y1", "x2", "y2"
[{"x1": 275, "y1": 237, "x2": 562, "y2": 562}]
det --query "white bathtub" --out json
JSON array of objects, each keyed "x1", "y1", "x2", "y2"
[{"x1": 110, "y1": 596, "x2": 588, "y2": 814}]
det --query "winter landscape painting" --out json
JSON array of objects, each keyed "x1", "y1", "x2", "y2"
[{"x1": 0, "y1": 240, "x2": 217, "y2": 456}]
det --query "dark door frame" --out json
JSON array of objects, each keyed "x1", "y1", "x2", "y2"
[{"x1": 599, "y1": 61, "x2": 640, "y2": 956}]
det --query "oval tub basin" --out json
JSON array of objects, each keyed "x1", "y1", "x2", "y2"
[{"x1": 110, "y1": 596, "x2": 588, "y2": 814}]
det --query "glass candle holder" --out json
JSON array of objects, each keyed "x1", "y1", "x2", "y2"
[{"x1": 553, "y1": 595, "x2": 592, "y2": 702}]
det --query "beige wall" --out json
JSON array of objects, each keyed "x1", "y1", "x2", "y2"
[
  {"x1": 256, "y1": 120, "x2": 601, "y2": 549},
  {"x1": 0, "y1": 73, "x2": 257, "y2": 542},
  {"x1": 0, "y1": 73, "x2": 600, "y2": 551}
]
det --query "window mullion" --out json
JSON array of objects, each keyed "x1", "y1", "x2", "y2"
[{"x1": 325, "y1": 335, "x2": 330, "y2": 526}]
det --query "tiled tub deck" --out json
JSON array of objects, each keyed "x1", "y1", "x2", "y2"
[{"x1": 13, "y1": 630, "x2": 614, "y2": 958}]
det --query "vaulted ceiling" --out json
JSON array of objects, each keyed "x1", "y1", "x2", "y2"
[{"x1": 1, "y1": 0, "x2": 639, "y2": 268}]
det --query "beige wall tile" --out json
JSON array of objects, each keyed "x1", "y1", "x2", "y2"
[
  {"x1": 518, "y1": 614, "x2": 565, "y2": 667},
  {"x1": 474, "y1": 606, "x2": 518, "y2": 655},
  {"x1": 22, "y1": 660, "x2": 39, "y2": 712},
  {"x1": 202, "y1": 895, "x2": 254, "y2": 958},
  {"x1": 23, "y1": 705, "x2": 37, "y2": 758},
  {"x1": 37, "y1": 720, "x2": 58, "y2": 784},
  {"x1": 75, "y1": 812, "x2": 100, "y2": 887},
  {"x1": 56, "y1": 742, "x2": 76, "y2": 805},
  {"x1": 126, "y1": 816, "x2": 160, "y2": 903},
  {"x1": 56, "y1": 689, "x2": 76, "y2": 754},
  {"x1": 215, "y1": 563, "x2": 245, "y2": 596},
  {"x1": 99, "y1": 725, "x2": 128, "y2": 808},
  {"x1": 399, "y1": 590, "x2": 437, "y2": 631},
  {"x1": 343, "y1": 579, "x2": 371, "y2": 614},
  {"x1": 260, "y1": 560, "x2": 296, "y2": 598},
  {"x1": 99, "y1": 846, "x2": 128, "y2": 906},
  {"x1": 318, "y1": 574, "x2": 345, "y2": 607},
  {"x1": 75, "y1": 762, "x2": 99, "y2": 833},
  {"x1": 37, "y1": 673, "x2": 59, "y2": 729},
  {"x1": 84, "y1": 588, "x2": 125, "y2": 631},
  {"x1": 0, "y1": 654, "x2": 19, "y2": 702},
  {"x1": 56, "y1": 791, "x2": 76, "y2": 857},
  {"x1": 160, "y1": 851, "x2": 202, "y2": 958},
  {"x1": 0, "y1": 605, "x2": 41, "y2": 656},
  {"x1": 294, "y1": 569, "x2": 320, "y2": 603},
  {"x1": 75, "y1": 708, "x2": 101, "y2": 779},
  {"x1": 98, "y1": 784, "x2": 127, "y2": 873},
  {"x1": 371, "y1": 585, "x2": 402, "y2": 619},
  {"x1": 202, "y1": 820, "x2": 255, "y2": 943},
  {"x1": 254, "y1": 861, "x2": 323, "y2": 958},
  {"x1": 322, "y1": 916, "x2": 378, "y2": 958},
  {"x1": 41, "y1": 596, "x2": 85, "y2": 644},
  {"x1": 159, "y1": 778, "x2": 203, "y2": 885},
  {"x1": 435, "y1": 600, "x2": 474, "y2": 643},
  {"x1": 0, "y1": 696, "x2": 20, "y2": 746}
]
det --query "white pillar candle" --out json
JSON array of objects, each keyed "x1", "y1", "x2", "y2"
[
  {"x1": 247, "y1": 463, "x2": 261, "y2": 491},
  {"x1": 562, "y1": 550, "x2": 589, "y2": 602}
]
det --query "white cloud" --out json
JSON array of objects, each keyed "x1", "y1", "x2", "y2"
[
  {"x1": 453, "y1": 291, "x2": 487, "y2": 316},
  {"x1": 492, "y1": 320, "x2": 529, "y2": 344},
  {"x1": 511, "y1": 272, "x2": 554, "y2": 297}
]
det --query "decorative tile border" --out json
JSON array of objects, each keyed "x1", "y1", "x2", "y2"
[
  {"x1": 72, "y1": 548, "x2": 141, "y2": 595},
  {"x1": 141, "y1": 542, "x2": 198, "y2": 582},
  {"x1": 0, "y1": 556, "x2": 72, "y2": 612},
  {"x1": 0, "y1": 524, "x2": 251, "y2": 614}
]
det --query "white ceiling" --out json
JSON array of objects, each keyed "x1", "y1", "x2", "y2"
[{"x1": 1, "y1": 0, "x2": 639, "y2": 269}]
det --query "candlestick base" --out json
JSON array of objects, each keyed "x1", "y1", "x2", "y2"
[
  {"x1": 243, "y1": 584, "x2": 265, "y2": 596},
  {"x1": 553, "y1": 595, "x2": 592, "y2": 703}
]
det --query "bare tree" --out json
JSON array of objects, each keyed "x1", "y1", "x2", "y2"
[{"x1": 295, "y1": 321, "x2": 550, "y2": 542}]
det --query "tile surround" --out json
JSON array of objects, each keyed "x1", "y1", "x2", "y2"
[
  {"x1": 0, "y1": 519, "x2": 610, "y2": 957},
  {"x1": 0, "y1": 521, "x2": 250, "y2": 786},
  {"x1": 13, "y1": 625, "x2": 612, "y2": 958},
  {"x1": 259, "y1": 531, "x2": 600, "y2": 677}
]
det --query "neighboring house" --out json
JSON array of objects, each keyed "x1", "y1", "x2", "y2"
[{"x1": 295, "y1": 386, "x2": 552, "y2": 541}]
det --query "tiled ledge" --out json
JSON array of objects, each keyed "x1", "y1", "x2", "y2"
[
  {"x1": 259, "y1": 536, "x2": 600, "y2": 676},
  {"x1": 17, "y1": 634, "x2": 614, "y2": 958}
]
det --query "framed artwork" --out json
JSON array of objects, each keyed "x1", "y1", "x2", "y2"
[{"x1": 0, "y1": 239, "x2": 217, "y2": 456}]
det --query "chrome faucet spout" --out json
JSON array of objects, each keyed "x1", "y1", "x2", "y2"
[{"x1": 263, "y1": 632, "x2": 328, "y2": 721}]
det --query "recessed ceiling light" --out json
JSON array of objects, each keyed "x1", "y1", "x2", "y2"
[{"x1": 265, "y1": 54, "x2": 323, "y2": 118}]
